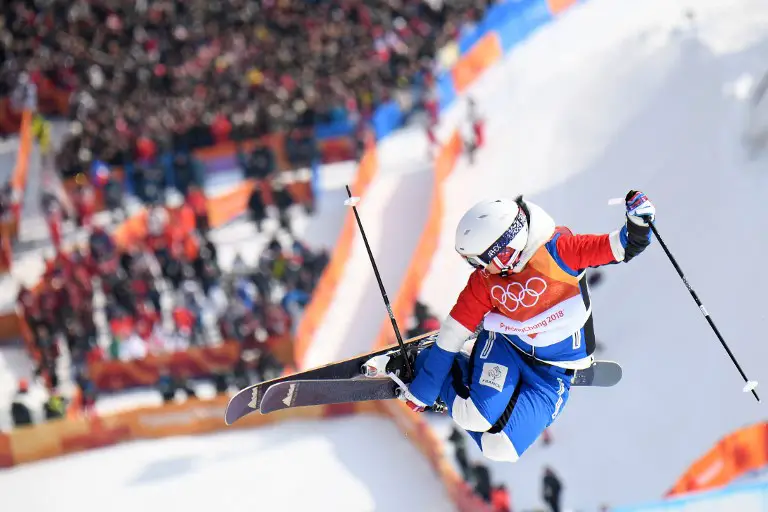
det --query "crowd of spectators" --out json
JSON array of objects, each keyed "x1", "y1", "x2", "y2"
[
  {"x1": 2, "y1": 0, "x2": 494, "y2": 177},
  {"x1": 13, "y1": 185, "x2": 329, "y2": 426}
]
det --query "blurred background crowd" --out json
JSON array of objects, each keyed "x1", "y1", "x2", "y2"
[
  {"x1": 2, "y1": 0, "x2": 493, "y2": 172},
  {"x1": 2, "y1": 0, "x2": 493, "y2": 431}
]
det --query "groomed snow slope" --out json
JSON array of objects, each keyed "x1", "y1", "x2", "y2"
[
  {"x1": 303, "y1": 138, "x2": 433, "y2": 368},
  {"x1": 420, "y1": 0, "x2": 768, "y2": 510},
  {"x1": 0, "y1": 415, "x2": 454, "y2": 512}
]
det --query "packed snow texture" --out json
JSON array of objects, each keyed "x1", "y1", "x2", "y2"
[
  {"x1": 302, "y1": 136, "x2": 434, "y2": 368},
  {"x1": 0, "y1": 416, "x2": 454, "y2": 512},
  {"x1": 418, "y1": 0, "x2": 768, "y2": 510}
]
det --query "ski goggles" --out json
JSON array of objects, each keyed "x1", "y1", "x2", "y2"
[
  {"x1": 462, "y1": 212, "x2": 527, "y2": 270},
  {"x1": 463, "y1": 248, "x2": 523, "y2": 271}
]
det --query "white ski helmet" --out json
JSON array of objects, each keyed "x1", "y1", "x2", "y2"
[{"x1": 455, "y1": 197, "x2": 529, "y2": 274}]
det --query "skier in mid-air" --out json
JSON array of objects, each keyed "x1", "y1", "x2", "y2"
[{"x1": 384, "y1": 191, "x2": 655, "y2": 462}]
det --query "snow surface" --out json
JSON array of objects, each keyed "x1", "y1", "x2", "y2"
[
  {"x1": 418, "y1": 0, "x2": 768, "y2": 510},
  {"x1": 299, "y1": 12, "x2": 527, "y2": 369},
  {"x1": 302, "y1": 136, "x2": 434, "y2": 368},
  {"x1": 0, "y1": 415, "x2": 454, "y2": 512}
]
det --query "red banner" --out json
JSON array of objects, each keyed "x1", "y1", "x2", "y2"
[
  {"x1": 89, "y1": 342, "x2": 241, "y2": 391},
  {"x1": 87, "y1": 336, "x2": 295, "y2": 392}
]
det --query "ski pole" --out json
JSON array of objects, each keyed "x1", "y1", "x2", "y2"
[
  {"x1": 648, "y1": 221, "x2": 760, "y2": 402},
  {"x1": 344, "y1": 185, "x2": 415, "y2": 380}
]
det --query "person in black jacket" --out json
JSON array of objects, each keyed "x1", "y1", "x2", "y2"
[
  {"x1": 448, "y1": 426, "x2": 471, "y2": 481},
  {"x1": 472, "y1": 462, "x2": 492, "y2": 503},
  {"x1": 270, "y1": 177, "x2": 294, "y2": 231},
  {"x1": 542, "y1": 466, "x2": 563, "y2": 512},
  {"x1": 11, "y1": 379, "x2": 32, "y2": 428},
  {"x1": 247, "y1": 184, "x2": 267, "y2": 232}
]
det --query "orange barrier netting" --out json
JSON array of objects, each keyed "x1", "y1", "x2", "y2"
[
  {"x1": 0, "y1": 389, "x2": 491, "y2": 512},
  {"x1": 10, "y1": 110, "x2": 33, "y2": 218},
  {"x1": 452, "y1": 33, "x2": 502, "y2": 95},
  {"x1": 0, "y1": 110, "x2": 33, "y2": 274},
  {"x1": 547, "y1": 0, "x2": 579, "y2": 15},
  {"x1": 0, "y1": 396, "x2": 372, "y2": 468},
  {"x1": 668, "y1": 421, "x2": 768, "y2": 496}
]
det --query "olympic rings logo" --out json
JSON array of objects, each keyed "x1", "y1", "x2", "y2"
[{"x1": 491, "y1": 277, "x2": 548, "y2": 313}]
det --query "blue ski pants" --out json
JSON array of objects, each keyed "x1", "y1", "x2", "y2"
[{"x1": 415, "y1": 330, "x2": 573, "y2": 462}]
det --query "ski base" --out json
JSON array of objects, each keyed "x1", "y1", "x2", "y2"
[
  {"x1": 258, "y1": 360, "x2": 623, "y2": 414},
  {"x1": 260, "y1": 378, "x2": 397, "y2": 414}
]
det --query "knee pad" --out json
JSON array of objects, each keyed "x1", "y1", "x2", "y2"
[
  {"x1": 451, "y1": 396, "x2": 492, "y2": 432},
  {"x1": 480, "y1": 432, "x2": 520, "y2": 463}
]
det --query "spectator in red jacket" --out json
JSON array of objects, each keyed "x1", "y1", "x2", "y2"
[
  {"x1": 72, "y1": 182, "x2": 96, "y2": 228},
  {"x1": 491, "y1": 484, "x2": 511, "y2": 512},
  {"x1": 186, "y1": 186, "x2": 209, "y2": 234}
]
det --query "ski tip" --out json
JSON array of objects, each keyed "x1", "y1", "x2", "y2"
[
  {"x1": 743, "y1": 380, "x2": 759, "y2": 393},
  {"x1": 224, "y1": 391, "x2": 246, "y2": 426},
  {"x1": 344, "y1": 196, "x2": 360, "y2": 207}
]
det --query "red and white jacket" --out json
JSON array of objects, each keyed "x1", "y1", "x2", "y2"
[{"x1": 436, "y1": 201, "x2": 629, "y2": 369}]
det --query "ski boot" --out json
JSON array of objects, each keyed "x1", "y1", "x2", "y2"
[
  {"x1": 360, "y1": 349, "x2": 417, "y2": 380},
  {"x1": 361, "y1": 350, "x2": 448, "y2": 413}
]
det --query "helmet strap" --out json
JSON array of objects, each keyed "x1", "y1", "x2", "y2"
[{"x1": 514, "y1": 195, "x2": 532, "y2": 231}]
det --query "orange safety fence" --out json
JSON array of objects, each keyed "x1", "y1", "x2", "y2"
[
  {"x1": 0, "y1": 391, "x2": 489, "y2": 512},
  {"x1": 546, "y1": 0, "x2": 579, "y2": 15},
  {"x1": 668, "y1": 421, "x2": 768, "y2": 497},
  {"x1": 89, "y1": 337, "x2": 294, "y2": 392},
  {"x1": 451, "y1": 33, "x2": 502, "y2": 94},
  {"x1": 10, "y1": 110, "x2": 33, "y2": 215},
  {"x1": 292, "y1": 139, "x2": 378, "y2": 368},
  {"x1": 0, "y1": 110, "x2": 33, "y2": 274},
  {"x1": 0, "y1": 395, "x2": 379, "y2": 468}
]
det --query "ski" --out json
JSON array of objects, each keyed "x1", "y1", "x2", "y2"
[
  {"x1": 258, "y1": 360, "x2": 623, "y2": 414},
  {"x1": 224, "y1": 332, "x2": 436, "y2": 425},
  {"x1": 571, "y1": 359, "x2": 622, "y2": 387},
  {"x1": 260, "y1": 378, "x2": 397, "y2": 414}
]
